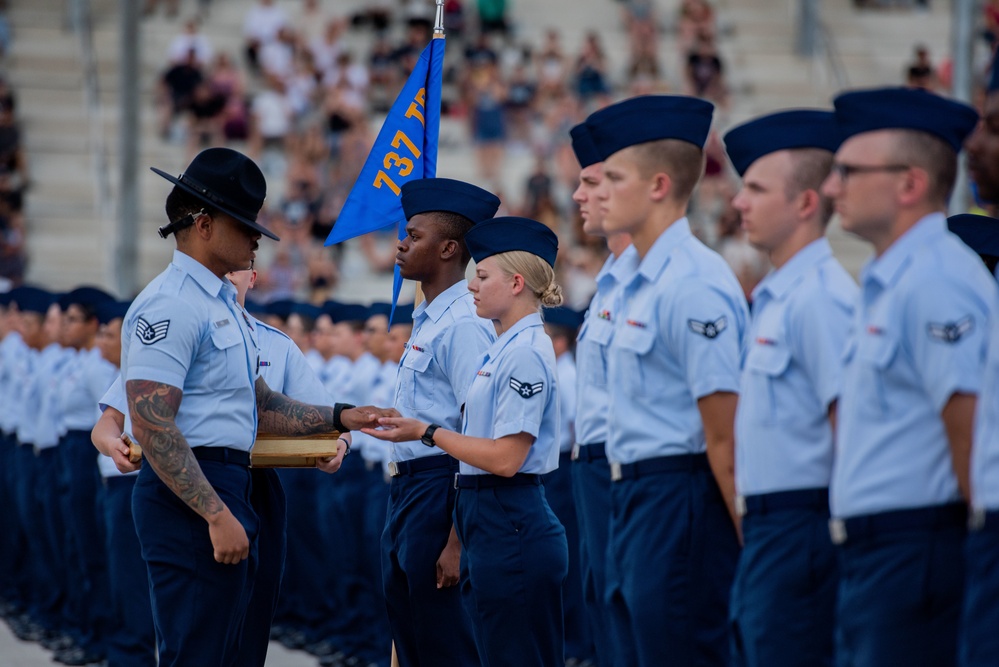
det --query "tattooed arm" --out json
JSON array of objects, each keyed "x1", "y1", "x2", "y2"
[
  {"x1": 255, "y1": 376, "x2": 395, "y2": 435},
  {"x1": 126, "y1": 379, "x2": 249, "y2": 564}
]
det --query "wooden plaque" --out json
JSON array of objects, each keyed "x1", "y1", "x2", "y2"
[{"x1": 125, "y1": 431, "x2": 343, "y2": 469}]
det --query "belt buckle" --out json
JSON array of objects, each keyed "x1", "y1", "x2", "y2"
[
  {"x1": 829, "y1": 518, "x2": 847, "y2": 545},
  {"x1": 571, "y1": 443, "x2": 580, "y2": 461},
  {"x1": 735, "y1": 495, "x2": 747, "y2": 518},
  {"x1": 610, "y1": 462, "x2": 623, "y2": 482},
  {"x1": 388, "y1": 461, "x2": 400, "y2": 477},
  {"x1": 970, "y1": 507, "x2": 987, "y2": 531},
  {"x1": 454, "y1": 472, "x2": 460, "y2": 490}
]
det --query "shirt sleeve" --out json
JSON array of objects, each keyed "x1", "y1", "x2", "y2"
[
  {"x1": 491, "y1": 346, "x2": 550, "y2": 440},
  {"x1": 792, "y1": 290, "x2": 854, "y2": 410},
  {"x1": 124, "y1": 293, "x2": 202, "y2": 390},
  {"x1": 666, "y1": 283, "x2": 744, "y2": 400},
  {"x1": 281, "y1": 341, "x2": 334, "y2": 405},
  {"x1": 906, "y1": 276, "x2": 994, "y2": 412},
  {"x1": 99, "y1": 375, "x2": 126, "y2": 414},
  {"x1": 438, "y1": 318, "x2": 494, "y2": 406}
]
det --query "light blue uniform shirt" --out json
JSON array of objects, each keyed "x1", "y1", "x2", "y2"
[
  {"x1": 0, "y1": 331, "x2": 27, "y2": 434},
  {"x1": 359, "y1": 360, "x2": 398, "y2": 467},
  {"x1": 391, "y1": 280, "x2": 495, "y2": 462},
  {"x1": 17, "y1": 345, "x2": 64, "y2": 446},
  {"x1": 97, "y1": 375, "x2": 131, "y2": 479},
  {"x1": 832, "y1": 213, "x2": 998, "y2": 518},
  {"x1": 318, "y1": 354, "x2": 351, "y2": 399},
  {"x1": 606, "y1": 218, "x2": 748, "y2": 465},
  {"x1": 574, "y1": 246, "x2": 639, "y2": 447},
  {"x1": 256, "y1": 319, "x2": 331, "y2": 403},
  {"x1": 460, "y1": 312, "x2": 560, "y2": 475},
  {"x1": 555, "y1": 352, "x2": 576, "y2": 454},
  {"x1": 972, "y1": 311, "x2": 999, "y2": 510},
  {"x1": 121, "y1": 250, "x2": 260, "y2": 452},
  {"x1": 31, "y1": 344, "x2": 73, "y2": 449},
  {"x1": 58, "y1": 347, "x2": 118, "y2": 432},
  {"x1": 735, "y1": 238, "x2": 857, "y2": 497}
]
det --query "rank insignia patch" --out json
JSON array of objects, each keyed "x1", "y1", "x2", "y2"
[
  {"x1": 136, "y1": 317, "x2": 170, "y2": 345},
  {"x1": 927, "y1": 316, "x2": 973, "y2": 344},
  {"x1": 509, "y1": 377, "x2": 544, "y2": 399},
  {"x1": 688, "y1": 316, "x2": 727, "y2": 339}
]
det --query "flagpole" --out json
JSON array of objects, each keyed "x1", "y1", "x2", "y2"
[{"x1": 434, "y1": 0, "x2": 445, "y2": 38}]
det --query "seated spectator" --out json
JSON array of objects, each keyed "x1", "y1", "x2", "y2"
[
  {"x1": 0, "y1": 196, "x2": 24, "y2": 286},
  {"x1": 678, "y1": 0, "x2": 716, "y2": 53},
  {"x1": 574, "y1": 31, "x2": 609, "y2": 101},
  {"x1": 207, "y1": 52, "x2": 245, "y2": 102},
  {"x1": 256, "y1": 245, "x2": 305, "y2": 302},
  {"x1": 536, "y1": 29, "x2": 568, "y2": 102},
  {"x1": 684, "y1": 36, "x2": 727, "y2": 106},
  {"x1": 243, "y1": 0, "x2": 289, "y2": 72},
  {"x1": 294, "y1": 0, "x2": 327, "y2": 46},
  {"x1": 478, "y1": 0, "x2": 509, "y2": 35},
  {"x1": 259, "y1": 25, "x2": 298, "y2": 82},
  {"x1": 504, "y1": 62, "x2": 537, "y2": 145},
  {"x1": 306, "y1": 246, "x2": 339, "y2": 304},
  {"x1": 185, "y1": 81, "x2": 226, "y2": 158},
  {"x1": 464, "y1": 33, "x2": 499, "y2": 68},
  {"x1": 310, "y1": 18, "x2": 346, "y2": 76},
  {"x1": 322, "y1": 76, "x2": 367, "y2": 155},
  {"x1": 285, "y1": 51, "x2": 320, "y2": 120},
  {"x1": 905, "y1": 44, "x2": 940, "y2": 91},
  {"x1": 628, "y1": 18, "x2": 661, "y2": 82},
  {"x1": 249, "y1": 75, "x2": 293, "y2": 173},
  {"x1": 0, "y1": 89, "x2": 25, "y2": 187},
  {"x1": 167, "y1": 18, "x2": 213, "y2": 67},
  {"x1": 444, "y1": 0, "x2": 466, "y2": 39},
  {"x1": 158, "y1": 49, "x2": 203, "y2": 139},
  {"x1": 464, "y1": 60, "x2": 507, "y2": 183}
]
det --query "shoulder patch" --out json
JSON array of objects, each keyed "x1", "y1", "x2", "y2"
[
  {"x1": 927, "y1": 316, "x2": 974, "y2": 344},
  {"x1": 509, "y1": 377, "x2": 544, "y2": 399},
  {"x1": 136, "y1": 317, "x2": 170, "y2": 345},
  {"x1": 688, "y1": 316, "x2": 727, "y2": 339}
]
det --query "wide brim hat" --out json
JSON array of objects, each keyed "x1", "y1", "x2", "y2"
[{"x1": 151, "y1": 147, "x2": 278, "y2": 241}]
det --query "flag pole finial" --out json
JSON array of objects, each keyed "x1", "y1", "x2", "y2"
[{"x1": 434, "y1": 0, "x2": 445, "y2": 37}]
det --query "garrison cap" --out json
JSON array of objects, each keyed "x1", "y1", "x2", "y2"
[
  {"x1": 569, "y1": 123, "x2": 602, "y2": 168},
  {"x1": 724, "y1": 110, "x2": 841, "y2": 177},
  {"x1": 400, "y1": 178, "x2": 501, "y2": 224},
  {"x1": 586, "y1": 95, "x2": 714, "y2": 160},
  {"x1": 465, "y1": 216, "x2": 559, "y2": 268}
]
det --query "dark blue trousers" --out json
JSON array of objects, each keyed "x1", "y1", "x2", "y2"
[
  {"x1": 102, "y1": 475, "x2": 156, "y2": 667},
  {"x1": 543, "y1": 453, "x2": 593, "y2": 662},
  {"x1": 273, "y1": 468, "x2": 325, "y2": 639},
  {"x1": 59, "y1": 429, "x2": 111, "y2": 655},
  {"x1": 606, "y1": 457, "x2": 739, "y2": 667},
  {"x1": 15, "y1": 443, "x2": 60, "y2": 630},
  {"x1": 35, "y1": 447, "x2": 71, "y2": 637},
  {"x1": 316, "y1": 451, "x2": 368, "y2": 654},
  {"x1": 381, "y1": 463, "x2": 478, "y2": 667},
  {"x1": 729, "y1": 501, "x2": 836, "y2": 667},
  {"x1": 0, "y1": 432, "x2": 25, "y2": 608},
  {"x1": 455, "y1": 481, "x2": 568, "y2": 667},
  {"x1": 835, "y1": 506, "x2": 965, "y2": 667},
  {"x1": 572, "y1": 446, "x2": 624, "y2": 667},
  {"x1": 358, "y1": 465, "x2": 391, "y2": 667},
  {"x1": 961, "y1": 513, "x2": 999, "y2": 667},
  {"x1": 234, "y1": 468, "x2": 287, "y2": 667},
  {"x1": 132, "y1": 460, "x2": 259, "y2": 667}
]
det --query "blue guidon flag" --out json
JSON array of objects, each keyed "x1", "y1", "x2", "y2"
[{"x1": 324, "y1": 33, "x2": 446, "y2": 314}]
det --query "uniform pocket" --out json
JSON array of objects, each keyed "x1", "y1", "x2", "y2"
[
  {"x1": 744, "y1": 345, "x2": 791, "y2": 425},
  {"x1": 858, "y1": 336, "x2": 899, "y2": 416},
  {"x1": 399, "y1": 349, "x2": 435, "y2": 411},
  {"x1": 615, "y1": 325, "x2": 660, "y2": 397},
  {"x1": 210, "y1": 326, "x2": 248, "y2": 390}
]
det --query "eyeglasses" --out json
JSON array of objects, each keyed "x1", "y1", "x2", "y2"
[{"x1": 831, "y1": 163, "x2": 911, "y2": 181}]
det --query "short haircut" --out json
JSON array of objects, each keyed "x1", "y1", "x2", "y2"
[
  {"x1": 889, "y1": 129, "x2": 957, "y2": 207},
  {"x1": 428, "y1": 210, "x2": 475, "y2": 263},
  {"x1": 628, "y1": 139, "x2": 706, "y2": 203},
  {"x1": 164, "y1": 186, "x2": 220, "y2": 240},
  {"x1": 785, "y1": 148, "x2": 835, "y2": 225}
]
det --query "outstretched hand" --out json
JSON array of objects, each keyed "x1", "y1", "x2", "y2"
[
  {"x1": 340, "y1": 406, "x2": 401, "y2": 431},
  {"x1": 361, "y1": 417, "x2": 429, "y2": 443}
]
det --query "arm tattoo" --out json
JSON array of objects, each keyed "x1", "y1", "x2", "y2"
[
  {"x1": 255, "y1": 376, "x2": 337, "y2": 436},
  {"x1": 126, "y1": 380, "x2": 225, "y2": 519}
]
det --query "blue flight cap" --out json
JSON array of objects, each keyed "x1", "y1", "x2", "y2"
[
  {"x1": 948, "y1": 213, "x2": 999, "y2": 257},
  {"x1": 724, "y1": 110, "x2": 841, "y2": 177},
  {"x1": 244, "y1": 298, "x2": 268, "y2": 317},
  {"x1": 833, "y1": 87, "x2": 978, "y2": 152},
  {"x1": 367, "y1": 302, "x2": 393, "y2": 319},
  {"x1": 337, "y1": 303, "x2": 370, "y2": 324},
  {"x1": 321, "y1": 300, "x2": 345, "y2": 321},
  {"x1": 465, "y1": 216, "x2": 559, "y2": 267},
  {"x1": 95, "y1": 300, "x2": 131, "y2": 325},
  {"x1": 544, "y1": 306, "x2": 584, "y2": 329},
  {"x1": 400, "y1": 178, "x2": 501, "y2": 224},
  {"x1": 570, "y1": 122, "x2": 601, "y2": 168},
  {"x1": 292, "y1": 302, "x2": 322, "y2": 322},
  {"x1": 0, "y1": 291, "x2": 12, "y2": 308},
  {"x1": 59, "y1": 286, "x2": 115, "y2": 312},
  {"x1": 390, "y1": 302, "x2": 415, "y2": 327},
  {"x1": 11, "y1": 286, "x2": 55, "y2": 314},
  {"x1": 266, "y1": 299, "x2": 296, "y2": 322},
  {"x1": 585, "y1": 95, "x2": 715, "y2": 161}
]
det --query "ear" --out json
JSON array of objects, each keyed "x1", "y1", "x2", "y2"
[
  {"x1": 194, "y1": 212, "x2": 213, "y2": 239},
  {"x1": 249, "y1": 270, "x2": 258, "y2": 289},
  {"x1": 796, "y1": 188, "x2": 821, "y2": 221},
  {"x1": 510, "y1": 272, "x2": 526, "y2": 297},
  {"x1": 649, "y1": 172, "x2": 673, "y2": 202},
  {"x1": 440, "y1": 239, "x2": 460, "y2": 261},
  {"x1": 898, "y1": 166, "x2": 930, "y2": 207}
]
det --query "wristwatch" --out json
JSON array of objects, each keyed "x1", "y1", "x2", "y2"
[{"x1": 421, "y1": 423, "x2": 441, "y2": 448}]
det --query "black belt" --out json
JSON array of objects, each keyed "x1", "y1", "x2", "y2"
[
  {"x1": 829, "y1": 502, "x2": 967, "y2": 545},
  {"x1": 388, "y1": 454, "x2": 459, "y2": 478},
  {"x1": 572, "y1": 442, "x2": 606, "y2": 462},
  {"x1": 737, "y1": 488, "x2": 829, "y2": 517},
  {"x1": 192, "y1": 447, "x2": 251, "y2": 467},
  {"x1": 969, "y1": 508, "x2": 999, "y2": 532},
  {"x1": 610, "y1": 453, "x2": 708, "y2": 482},
  {"x1": 455, "y1": 473, "x2": 542, "y2": 489}
]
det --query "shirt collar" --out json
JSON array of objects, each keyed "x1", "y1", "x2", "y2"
[
  {"x1": 753, "y1": 237, "x2": 832, "y2": 302},
  {"x1": 861, "y1": 212, "x2": 946, "y2": 289},
  {"x1": 172, "y1": 249, "x2": 226, "y2": 299},
  {"x1": 415, "y1": 280, "x2": 470, "y2": 324},
  {"x1": 636, "y1": 217, "x2": 692, "y2": 283},
  {"x1": 483, "y1": 311, "x2": 543, "y2": 362}
]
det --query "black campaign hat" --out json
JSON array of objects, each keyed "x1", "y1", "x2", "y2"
[{"x1": 151, "y1": 147, "x2": 278, "y2": 241}]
